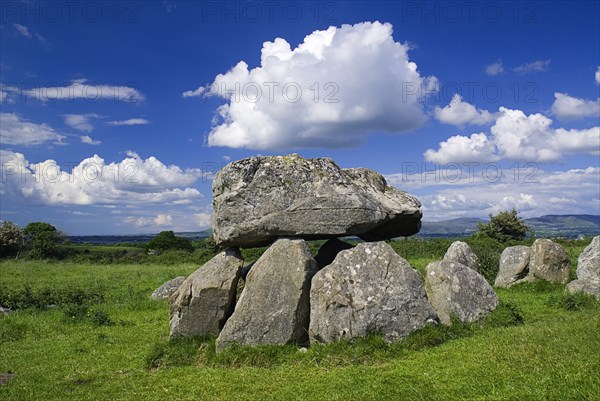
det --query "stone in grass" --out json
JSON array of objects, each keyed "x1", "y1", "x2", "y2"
[
  {"x1": 494, "y1": 246, "x2": 532, "y2": 288},
  {"x1": 529, "y1": 239, "x2": 570, "y2": 284},
  {"x1": 169, "y1": 248, "x2": 243, "y2": 338},
  {"x1": 425, "y1": 259, "x2": 499, "y2": 325},
  {"x1": 216, "y1": 239, "x2": 317, "y2": 352},
  {"x1": 443, "y1": 241, "x2": 480, "y2": 272},
  {"x1": 309, "y1": 241, "x2": 437, "y2": 344},
  {"x1": 566, "y1": 236, "x2": 600, "y2": 300}
]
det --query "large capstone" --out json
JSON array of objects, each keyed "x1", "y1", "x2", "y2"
[
  {"x1": 216, "y1": 239, "x2": 317, "y2": 351},
  {"x1": 424, "y1": 260, "x2": 498, "y2": 325},
  {"x1": 169, "y1": 248, "x2": 243, "y2": 338},
  {"x1": 309, "y1": 241, "x2": 437, "y2": 344},
  {"x1": 211, "y1": 154, "x2": 422, "y2": 247}
]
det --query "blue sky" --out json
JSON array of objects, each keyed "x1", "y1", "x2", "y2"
[{"x1": 1, "y1": 0, "x2": 599, "y2": 235}]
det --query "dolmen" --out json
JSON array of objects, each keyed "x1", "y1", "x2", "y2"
[{"x1": 168, "y1": 155, "x2": 498, "y2": 351}]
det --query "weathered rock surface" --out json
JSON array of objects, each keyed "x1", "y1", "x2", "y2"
[
  {"x1": 495, "y1": 246, "x2": 531, "y2": 288},
  {"x1": 0, "y1": 306, "x2": 14, "y2": 316},
  {"x1": 443, "y1": 241, "x2": 480, "y2": 272},
  {"x1": 566, "y1": 236, "x2": 600, "y2": 300},
  {"x1": 151, "y1": 276, "x2": 186, "y2": 299},
  {"x1": 529, "y1": 239, "x2": 570, "y2": 284},
  {"x1": 216, "y1": 239, "x2": 317, "y2": 351},
  {"x1": 309, "y1": 242, "x2": 437, "y2": 344},
  {"x1": 425, "y1": 260, "x2": 498, "y2": 325},
  {"x1": 212, "y1": 154, "x2": 422, "y2": 247},
  {"x1": 575, "y1": 236, "x2": 600, "y2": 281},
  {"x1": 169, "y1": 249, "x2": 243, "y2": 338},
  {"x1": 314, "y1": 238, "x2": 354, "y2": 269}
]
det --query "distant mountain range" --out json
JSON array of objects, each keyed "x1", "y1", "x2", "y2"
[
  {"x1": 419, "y1": 214, "x2": 600, "y2": 238},
  {"x1": 68, "y1": 215, "x2": 599, "y2": 244}
]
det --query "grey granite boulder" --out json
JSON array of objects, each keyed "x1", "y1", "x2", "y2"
[
  {"x1": 529, "y1": 239, "x2": 570, "y2": 284},
  {"x1": 425, "y1": 260, "x2": 498, "y2": 325},
  {"x1": 169, "y1": 248, "x2": 243, "y2": 338},
  {"x1": 216, "y1": 239, "x2": 318, "y2": 351},
  {"x1": 443, "y1": 241, "x2": 480, "y2": 272},
  {"x1": 211, "y1": 154, "x2": 422, "y2": 247},
  {"x1": 309, "y1": 241, "x2": 437, "y2": 344},
  {"x1": 495, "y1": 246, "x2": 532, "y2": 288},
  {"x1": 151, "y1": 276, "x2": 186, "y2": 299},
  {"x1": 566, "y1": 236, "x2": 600, "y2": 300}
]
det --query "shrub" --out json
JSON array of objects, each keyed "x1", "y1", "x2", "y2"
[
  {"x1": 145, "y1": 231, "x2": 193, "y2": 253},
  {"x1": 476, "y1": 209, "x2": 530, "y2": 242},
  {"x1": 0, "y1": 221, "x2": 25, "y2": 259},
  {"x1": 23, "y1": 222, "x2": 63, "y2": 259}
]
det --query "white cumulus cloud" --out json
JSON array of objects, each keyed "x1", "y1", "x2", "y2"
[
  {"x1": 80, "y1": 135, "x2": 101, "y2": 145},
  {"x1": 425, "y1": 107, "x2": 600, "y2": 163},
  {"x1": 0, "y1": 113, "x2": 66, "y2": 146},
  {"x1": 433, "y1": 94, "x2": 496, "y2": 126},
  {"x1": 551, "y1": 92, "x2": 600, "y2": 120},
  {"x1": 596, "y1": 66, "x2": 600, "y2": 85},
  {"x1": 0, "y1": 150, "x2": 203, "y2": 206},
  {"x1": 184, "y1": 21, "x2": 433, "y2": 150}
]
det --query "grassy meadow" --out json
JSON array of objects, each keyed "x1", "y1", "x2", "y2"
[{"x1": 1, "y1": 238, "x2": 599, "y2": 401}]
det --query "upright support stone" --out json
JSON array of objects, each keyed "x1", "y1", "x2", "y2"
[
  {"x1": 309, "y1": 241, "x2": 437, "y2": 344},
  {"x1": 216, "y1": 239, "x2": 317, "y2": 351},
  {"x1": 169, "y1": 248, "x2": 243, "y2": 338}
]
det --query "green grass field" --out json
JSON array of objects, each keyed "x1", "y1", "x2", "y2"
[{"x1": 1, "y1": 240, "x2": 599, "y2": 400}]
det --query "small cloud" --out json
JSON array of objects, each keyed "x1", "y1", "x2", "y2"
[
  {"x1": 107, "y1": 118, "x2": 150, "y2": 126},
  {"x1": 63, "y1": 113, "x2": 103, "y2": 132},
  {"x1": 433, "y1": 94, "x2": 496, "y2": 126},
  {"x1": 80, "y1": 135, "x2": 101, "y2": 145},
  {"x1": 596, "y1": 66, "x2": 600, "y2": 85},
  {"x1": 13, "y1": 23, "x2": 31, "y2": 38},
  {"x1": 222, "y1": 155, "x2": 231, "y2": 161},
  {"x1": 13, "y1": 23, "x2": 49, "y2": 49},
  {"x1": 0, "y1": 113, "x2": 66, "y2": 146},
  {"x1": 194, "y1": 213, "x2": 211, "y2": 228},
  {"x1": 551, "y1": 92, "x2": 600, "y2": 120},
  {"x1": 154, "y1": 214, "x2": 173, "y2": 226},
  {"x1": 163, "y1": 0, "x2": 176, "y2": 13},
  {"x1": 485, "y1": 60, "x2": 504, "y2": 76},
  {"x1": 513, "y1": 59, "x2": 551, "y2": 75}
]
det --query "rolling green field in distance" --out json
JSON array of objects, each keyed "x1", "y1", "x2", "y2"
[{"x1": 1, "y1": 238, "x2": 599, "y2": 401}]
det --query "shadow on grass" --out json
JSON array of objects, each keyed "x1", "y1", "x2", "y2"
[{"x1": 145, "y1": 301, "x2": 525, "y2": 370}]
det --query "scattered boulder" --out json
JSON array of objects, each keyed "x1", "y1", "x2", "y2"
[
  {"x1": 314, "y1": 238, "x2": 354, "y2": 269},
  {"x1": 425, "y1": 260, "x2": 498, "y2": 325},
  {"x1": 529, "y1": 239, "x2": 570, "y2": 284},
  {"x1": 309, "y1": 241, "x2": 437, "y2": 344},
  {"x1": 151, "y1": 276, "x2": 186, "y2": 299},
  {"x1": 216, "y1": 239, "x2": 318, "y2": 351},
  {"x1": 495, "y1": 246, "x2": 532, "y2": 288},
  {"x1": 566, "y1": 236, "x2": 600, "y2": 300},
  {"x1": 169, "y1": 248, "x2": 243, "y2": 338},
  {"x1": 211, "y1": 154, "x2": 422, "y2": 247},
  {"x1": 443, "y1": 241, "x2": 480, "y2": 272}
]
